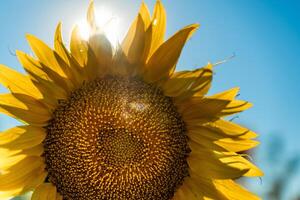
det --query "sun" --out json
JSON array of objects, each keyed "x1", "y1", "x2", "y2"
[
  {"x1": 0, "y1": 1, "x2": 262, "y2": 199},
  {"x1": 77, "y1": 6, "x2": 120, "y2": 48}
]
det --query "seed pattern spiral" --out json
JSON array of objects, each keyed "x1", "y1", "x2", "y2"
[{"x1": 44, "y1": 76, "x2": 189, "y2": 200}]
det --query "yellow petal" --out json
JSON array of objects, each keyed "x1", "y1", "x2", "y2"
[
  {"x1": 0, "y1": 152, "x2": 25, "y2": 171},
  {"x1": 178, "y1": 97, "x2": 230, "y2": 122},
  {"x1": 188, "y1": 130, "x2": 261, "y2": 175},
  {"x1": 20, "y1": 144, "x2": 44, "y2": 157},
  {"x1": 143, "y1": 24, "x2": 199, "y2": 83},
  {"x1": 26, "y1": 34, "x2": 74, "y2": 92},
  {"x1": 191, "y1": 63, "x2": 214, "y2": 97},
  {"x1": 87, "y1": 1, "x2": 112, "y2": 74},
  {"x1": 16, "y1": 51, "x2": 62, "y2": 109},
  {"x1": 173, "y1": 182, "x2": 199, "y2": 200},
  {"x1": 204, "y1": 119, "x2": 257, "y2": 139},
  {"x1": 139, "y1": 2, "x2": 151, "y2": 28},
  {"x1": 188, "y1": 126, "x2": 258, "y2": 152},
  {"x1": 88, "y1": 34, "x2": 112, "y2": 78},
  {"x1": 126, "y1": 15, "x2": 145, "y2": 67},
  {"x1": 110, "y1": 44, "x2": 130, "y2": 76},
  {"x1": 188, "y1": 149, "x2": 248, "y2": 179},
  {"x1": 0, "y1": 188, "x2": 23, "y2": 200},
  {"x1": 219, "y1": 100, "x2": 253, "y2": 116},
  {"x1": 0, "y1": 145, "x2": 44, "y2": 172},
  {"x1": 26, "y1": 34, "x2": 66, "y2": 78},
  {"x1": 149, "y1": 0, "x2": 167, "y2": 55},
  {"x1": 219, "y1": 153, "x2": 263, "y2": 177},
  {"x1": 209, "y1": 87, "x2": 240, "y2": 100},
  {"x1": 54, "y1": 22, "x2": 69, "y2": 64},
  {"x1": 0, "y1": 64, "x2": 42, "y2": 99},
  {"x1": 0, "y1": 93, "x2": 51, "y2": 126},
  {"x1": 70, "y1": 26, "x2": 88, "y2": 67},
  {"x1": 122, "y1": 14, "x2": 145, "y2": 66},
  {"x1": 32, "y1": 183, "x2": 59, "y2": 200},
  {"x1": 30, "y1": 74, "x2": 68, "y2": 107},
  {"x1": 87, "y1": 0, "x2": 96, "y2": 30},
  {"x1": 119, "y1": 2, "x2": 150, "y2": 75},
  {"x1": 54, "y1": 23, "x2": 86, "y2": 87},
  {"x1": 184, "y1": 174, "x2": 226, "y2": 199},
  {"x1": 162, "y1": 64, "x2": 213, "y2": 101},
  {"x1": 0, "y1": 126, "x2": 45, "y2": 150},
  {"x1": 215, "y1": 138, "x2": 259, "y2": 152},
  {"x1": 214, "y1": 179, "x2": 261, "y2": 200},
  {"x1": 0, "y1": 156, "x2": 45, "y2": 190},
  {"x1": 16, "y1": 50, "x2": 50, "y2": 81},
  {"x1": 141, "y1": 22, "x2": 153, "y2": 64}
]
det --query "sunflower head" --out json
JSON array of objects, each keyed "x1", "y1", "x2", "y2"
[{"x1": 0, "y1": 1, "x2": 262, "y2": 200}]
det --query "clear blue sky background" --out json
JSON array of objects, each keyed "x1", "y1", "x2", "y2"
[{"x1": 0, "y1": 0, "x2": 299, "y2": 199}]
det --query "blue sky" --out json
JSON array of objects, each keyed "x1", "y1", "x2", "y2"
[{"x1": 1, "y1": 0, "x2": 300, "y2": 199}]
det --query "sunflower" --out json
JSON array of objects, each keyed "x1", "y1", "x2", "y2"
[{"x1": 0, "y1": 1, "x2": 263, "y2": 200}]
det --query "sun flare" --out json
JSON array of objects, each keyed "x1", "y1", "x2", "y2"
[{"x1": 77, "y1": 6, "x2": 120, "y2": 48}]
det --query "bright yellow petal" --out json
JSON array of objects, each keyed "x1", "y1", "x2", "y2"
[
  {"x1": 26, "y1": 34, "x2": 74, "y2": 93},
  {"x1": 214, "y1": 179, "x2": 260, "y2": 200},
  {"x1": 120, "y1": 3, "x2": 153, "y2": 75},
  {"x1": 27, "y1": 35, "x2": 74, "y2": 92},
  {"x1": 187, "y1": 126, "x2": 258, "y2": 152},
  {"x1": 54, "y1": 23, "x2": 86, "y2": 87},
  {"x1": 219, "y1": 100, "x2": 253, "y2": 116},
  {"x1": 184, "y1": 173, "x2": 226, "y2": 199},
  {"x1": 188, "y1": 131, "x2": 262, "y2": 177},
  {"x1": 139, "y1": 2, "x2": 151, "y2": 28},
  {"x1": 29, "y1": 74, "x2": 68, "y2": 107},
  {"x1": 178, "y1": 97, "x2": 229, "y2": 122},
  {"x1": 125, "y1": 14, "x2": 145, "y2": 67},
  {"x1": 209, "y1": 87, "x2": 240, "y2": 100},
  {"x1": 54, "y1": 22, "x2": 69, "y2": 64},
  {"x1": 0, "y1": 156, "x2": 45, "y2": 191},
  {"x1": 204, "y1": 88, "x2": 253, "y2": 118},
  {"x1": 215, "y1": 138, "x2": 259, "y2": 152},
  {"x1": 0, "y1": 64, "x2": 42, "y2": 99},
  {"x1": 70, "y1": 26, "x2": 88, "y2": 67},
  {"x1": 16, "y1": 50, "x2": 50, "y2": 81},
  {"x1": 16, "y1": 51, "x2": 63, "y2": 109},
  {"x1": 87, "y1": 0, "x2": 96, "y2": 31},
  {"x1": 0, "y1": 93, "x2": 51, "y2": 126},
  {"x1": 0, "y1": 152, "x2": 25, "y2": 171},
  {"x1": 219, "y1": 153, "x2": 264, "y2": 177},
  {"x1": 85, "y1": 1, "x2": 112, "y2": 79},
  {"x1": 26, "y1": 34, "x2": 66, "y2": 78},
  {"x1": 0, "y1": 188, "x2": 23, "y2": 200},
  {"x1": 149, "y1": 0, "x2": 167, "y2": 56},
  {"x1": 162, "y1": 64, "x2": 213, "y2": 101},
  {"x1": 143, "y1": 24, "x2": 199, "y2": 83},
  {"x1": 122, "y1": 14, "x2": 145, "y2": 67},
  {"x1": 0, "y1": 145, "x2": 44, "y2": 172},
  {"x1": 188, "y1": 149, "x2": 248, "y2": 179},
  {"x1": 0, "y1": 126, "x2": 45, "y2": 150},
  {"x1": 204, "y1": 119, "x2": 257, "y2": 139},
  {"x1": 141, "y1": 22, "x2": 153, "y2": 64},
  {"x1": 32, "y1": 183, "x2": 59, "y2": 200}
]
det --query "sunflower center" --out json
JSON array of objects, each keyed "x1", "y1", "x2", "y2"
[
  {"x1": 44, "y1": 76, "x2": 189, "y2": 200},
  {"x1": 99, "y1": 128, "x2": 145, "y2": 166}
]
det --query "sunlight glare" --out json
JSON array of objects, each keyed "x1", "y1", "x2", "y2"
[
  {"x1": 77, "y1": 21, "x2": 91, "y2": 41},
  {"x1": 77, "y1": 6, "x2": 120, "y2": 48}
]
